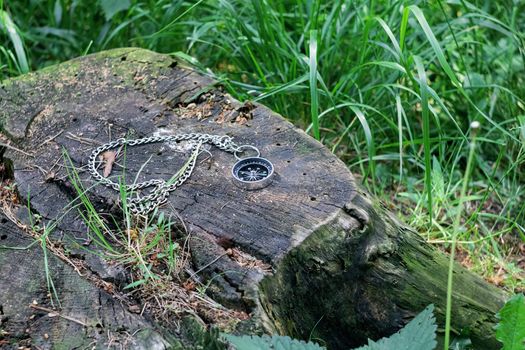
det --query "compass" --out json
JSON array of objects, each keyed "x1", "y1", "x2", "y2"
[{"x1": 232, "y1": 146, "x2": 274, "y2": 190}]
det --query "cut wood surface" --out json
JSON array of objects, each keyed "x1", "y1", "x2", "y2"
[{"x1": 0, "y1": 48, "x2": 506, "y2": 349}]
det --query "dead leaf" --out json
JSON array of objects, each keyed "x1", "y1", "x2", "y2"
[
  {"x1": 235, "y1": 115, "x2": 249, "y2": 125},
  {"x1": 128, "y1": 305, "x2": 141, "y2": 314},
  {"x1": 44, "y1": 171, "x2": 56, "y2": 183},
  {"x1": 101, "y1": 151, "x2": 116, "y2": 177},
  {"x1": 182, "y1": 280, "x2": 196, "y2": 291},
  {"x1": 127, "y1": 228, "x2": 139, "y2": 241}
]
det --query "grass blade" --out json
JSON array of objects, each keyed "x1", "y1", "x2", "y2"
[
  {"x1": 309, "y1": 29, "x2": 320, "y2": 140},
  {"x1": 0, "y1": 10, "x2": 28, "y2": 73},
  {"x1": 444, "y1": 122, "x2": 479, "y2": 350},
  {"x1": 349, "y1": 105, "x2": 376, "y2": 186},
  {"x1": 414, "y1": 55, "x2": 433, "y2": 226},
  {"x1": 407, "y1": 5, "x2": 460, "y2": 87}
]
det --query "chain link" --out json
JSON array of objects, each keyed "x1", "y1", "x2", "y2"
[{"x1": 87, "y1": 133, "x2": 242, "y2": 216}]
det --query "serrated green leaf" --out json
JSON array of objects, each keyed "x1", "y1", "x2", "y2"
[
  {"x1": 353, "y1": 305, "x2": 437, "y2": 350},
  {"x1": 223, "y1": 334, "x2": 324, "y2": 350},
  {"x1": 496, "y1": 293, "x2": 525, "y2": 350},
  {"x1": 99, "y1": 0, "x2": 131, "y2": 21}
]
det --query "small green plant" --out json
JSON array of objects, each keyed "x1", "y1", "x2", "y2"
[
  {"x1": 0, "y1": 185, "x2": 87, "y2": 308},
  {"x1": 224, "y1": 305, "x2": 436, "y2": 350},
  {"x1": 224, "y1": 334, "x2": 324, "y2": 350},
  {"x1": 25, "y1": 191, "x2": 61, "y2": 308},
  {"x1": 221, "y1": 297, "x2": 525, "y2": 350},
  {"x1": 496, "y1": 293, "x2": 525, "y2": 350},
  {"x1": 62, "y1": 149, "x2": 183, "y2": 290},
  {"x1": 353, "y1": 304, "x2": 437, "y2": 350}
]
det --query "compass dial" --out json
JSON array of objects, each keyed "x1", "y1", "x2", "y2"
[
  {"x1": 237, "y1": 163, "x2": 269, "y2": 181},
  {"x1": 232, "y1": 157, "x2": 274, "y2": 190}
]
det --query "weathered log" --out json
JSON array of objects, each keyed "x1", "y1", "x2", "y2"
[{"x1": 0, "y1": 48, "x2": 506, "y2": 349}]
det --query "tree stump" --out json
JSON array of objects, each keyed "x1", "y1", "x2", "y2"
[{"x1": 0, "y1": 48, "x2": 506, "y2": 349}]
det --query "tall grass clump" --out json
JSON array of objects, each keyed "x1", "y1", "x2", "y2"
[{"x1": 1, "y1": 0, "x2": 523, "y2": 289}]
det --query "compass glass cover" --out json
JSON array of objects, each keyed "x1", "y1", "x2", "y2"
[{"x1": 233, "y1": 158, "x2": 273, "y2": 182}]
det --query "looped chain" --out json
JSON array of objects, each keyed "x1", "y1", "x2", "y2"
[{"x1": 87, "y1": 133, "x2": 241, "y2": 215}]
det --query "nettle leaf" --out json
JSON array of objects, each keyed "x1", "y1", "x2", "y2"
[
  {"x1": 496, "y1": 293, "x2": 525, "y2": 350},
  {"x1": 223, "y1": 334, "x2": 324, "y2": 350},
  {"x1": 353, "y1": 305, "x2": 437, "y2": 350},
  {"x1": 99, "y1": 0, "x2": 131, "y2": 21}
]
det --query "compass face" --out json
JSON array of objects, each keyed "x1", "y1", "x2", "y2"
[
  {"x1": 232, "y1": 157, "x2": 274, "y2": 190},
  {"x1": 237, "y1": 163, "x2": 269, "y2": 181}
]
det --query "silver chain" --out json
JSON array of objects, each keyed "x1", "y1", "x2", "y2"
[{"x1": 87, "y1": 133, "x2": 241, "y2": 216}]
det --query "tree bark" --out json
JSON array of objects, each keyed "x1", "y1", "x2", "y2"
[{"x1": 0, "y1": 48, "x2": 506, "y2": 349}]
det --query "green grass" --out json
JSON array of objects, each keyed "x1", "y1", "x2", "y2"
[
  {"x1": 63, "y1": 149, "x2": 183, "y2": 289},
  {"x1": 1, "y1": 0, "x2": 524, "y2": 339}
]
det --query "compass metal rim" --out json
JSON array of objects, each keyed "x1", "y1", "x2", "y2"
[{"x1": 231, "y1": 157, "x2": 274, "y2": 190}]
